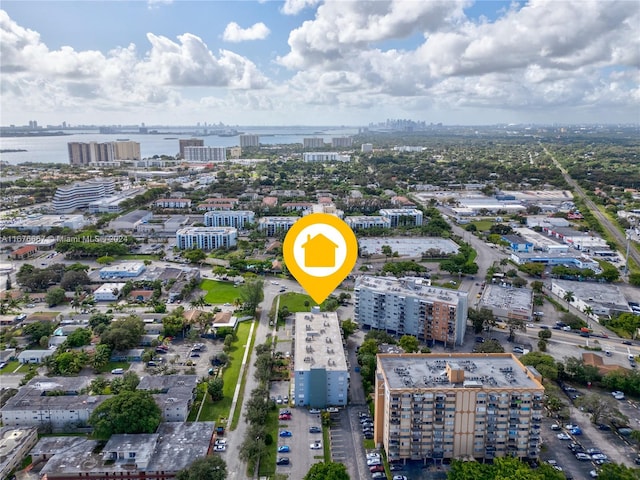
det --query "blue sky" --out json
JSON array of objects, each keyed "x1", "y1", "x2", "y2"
[{"x1": 1, "y1": 0, "x2": 638, "y2": 126}]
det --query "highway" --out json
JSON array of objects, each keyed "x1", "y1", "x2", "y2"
[{"x1": 541, "y1": 143, "x2": 640, "y2": 269}]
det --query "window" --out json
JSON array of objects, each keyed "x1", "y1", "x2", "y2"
[{"x1": 129, "y1": 452, "x2": 136, "y2": 458}]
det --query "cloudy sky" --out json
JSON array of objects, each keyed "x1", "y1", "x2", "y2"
[{"x1": 1, "y1": 0, "x2": 638, "y2": 126}]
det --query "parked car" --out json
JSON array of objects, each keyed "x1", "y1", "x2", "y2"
[
  {"x1": 622, "y1": 340, "x2": 633, "y2": 345},
  {"x1": 279, "y1": 430, "x2": 292, "y2": 437},
  {"x1": 611, "y1": 391, "x2": 625, "y2": 400},
  {"x1": 591, "y1": 454, "x2": 608, "y2": 461},
  {"x1": 372, "y1": 473, "x2": 386, "y2": 479},
  {"x1": 213, "y1": 444, "x2": 226, "y2": 452},
  {"x1": 557, "y1": 433, "x2": 571, "y2": 440},
  {"x1": 393, "y1": 476, "x2": 408, "y2": 480},
  {"x1": 310, "y1": 441, "x2": 322, "y2": 449},
  {"x1": 367, "y1": 458, "x2": 382, "y2": 466},
  {"x1": 279, "y1": 414, "x2": 291, "y2": 420},
  {"x1": 278, "y1": 445, "x2": 290, "y2": 453},
  {"x1": 576, "y1": 453, "x2": 591, "y2": 461},
  {"x1": 309, "y1": 426, "x2": 321, "y2": 433},
  {"x1": 276, "y1": 457, "x2": 290, "y2": 465},
  {"x1": 597, "y1": 423, "x2": 611, "y2": 431},
  {"x1": 326, "y1": 407, "x2": 339, "y2": 413},
  {"x1": 550, "y1": 424, "x2": 561, "y2": 430},
  {"x1": 364, "y1": 433, "x2": 374, "y2": 439},
  {"x1": 570, "y1": 427, "x2": 582, "y2": 435},
  {"x1": 309, "y1": 408, "x2": 321, "y2": 414},
  {"x1": 370, "y1": 465, "x2": 385, "y2": 473},
  {"x1": 111, "y1": 368, "x2": 124, "y2": 374}
]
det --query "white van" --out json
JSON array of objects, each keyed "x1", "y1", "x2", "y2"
[{"x1": 111, "y1": 368, "x2": 124, "y2": 374}]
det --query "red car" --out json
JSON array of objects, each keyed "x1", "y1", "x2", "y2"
[
  {"x1": 279, "y1": 414, "x2": 291, "y2": 420},
  {"x1": 370, "y1": 465, "x2": 385, "y2": 473}
]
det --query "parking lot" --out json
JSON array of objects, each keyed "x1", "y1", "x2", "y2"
[{"x1": 275, "y1": 407, "x2": 324, "y2": 480}]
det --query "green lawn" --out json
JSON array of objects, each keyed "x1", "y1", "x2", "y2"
[
  {"x1": 469, "y1": 220, "x2": 494, "y2": 232},
  {"x1": 231, "y1": 320, "x2": 258, "y2": 430},
  {"x1": 118, "y1": 254, "x2": 160, "y2": 261},
  {"x1": 0, "y1": 360, "x2": 21, "y2": 375},
  {"x1": 278, "y1": 292, "x2": 316, "y2": 312},
  {"x1": 200, "y1": 279, "x2": 240, "y2": 304},
  {"x1": 95, "y1": 361, "x2": 130, "y2": 374},
  {"x1": 257, "y1": 407, "x2": 280, "y2": 477},
  {"x1": 197, "y1": 321, "x2": 253, "y2": 423}
]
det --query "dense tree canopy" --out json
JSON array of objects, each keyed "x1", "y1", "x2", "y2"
[
  {"x1": 176, "y1": 456, "x2": 227, "y2": 480},
  {"x1": 239, "y1": 279, "x2": 264, "y2": 315},
  {"x1": 89, "y1": 390, "x2": 161, "y2": 439},
  {"x1": 304, "y1": 461, "x2": 350, "y2": 480},
  {"x1": 448, "y1": 457, "x2": 564, "y2": 480},
  {"x1": 99, "y1": 315, "x2": 144, "y2": 351}
]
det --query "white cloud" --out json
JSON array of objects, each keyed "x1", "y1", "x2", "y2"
[
  {"x1": 223, "y1": 22, "x2": 270, "y2": 42},
  {"x1": 281, "y1": 0, "x2": 323, "y2": 16},
  {"x1": 147, "y1": 0, "x2": 173, "y2": 9}
]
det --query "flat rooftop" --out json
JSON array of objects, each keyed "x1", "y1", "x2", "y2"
[
  {"x1": 358, "y1": 237, "x2": 459, "y2": 257},
  {"x1": 294, "y1": 311, "x2": 347, "y2": 372},
  {"x1": 378, "y1": 354, "x2": 542, "y2": 390},
  {"x1": 147, "y1": 422, "x2": 215, "y2": 472},
  {"x1": 514, "y1": 227, "x2": 568, "y2": 249},
  {"x1": 480, "y1": 284, "x2": 532, "y2": 313},
  {"x1": 552, "y1": 279, "x2": 631, "y2": 311},
  {"x1": 356, "y1": 276, "x2": 467, "y2": 305}
]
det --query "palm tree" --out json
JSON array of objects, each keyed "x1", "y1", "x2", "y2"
[
  {"x1": 563, "y1": 291, "x2": 575, "y2": 307},
  {"x1": 190, "y1": 295, "x2": 207, "y2": 310},
  {"x1": 583, "y1": 305, "x2": 594, "y2": 317}
]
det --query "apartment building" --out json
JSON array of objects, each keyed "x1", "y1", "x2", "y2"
[
  {"x1": 154, "y1": 198, "x2": 192, "y2": 209},
  {"x1": 374, "y1": 354, "x2": 544, "y2": 463},
  {"x1": 239, "y1": 134, "x2": 260, "y2": 148},
  {"x1": 302, "y1": 152, "x2": 350, "y2": 162},
  {"x1": 67, "y1": 141, "x2": 114, "y2": 165},
  {"x1": 257, "y1": 216, "x2": 299, "y2": 236},
  {"x1": 345, "y1": 215, "x2": 391, "y2": 230},
  {"x1": 0, "y1": 427, "x2": 38, "y2": 479},
  {"x1": 331, "y1": 136, "x2": 353, "y2": 148},
  {"x1": 354, "y1": 276, "x2": 468, "y2": 346},
  {"x1": 183, "y1": 146, "x2": 226, "y2": 163},
  {"x1": 175, "y1": 226, "x2": 237, "y2": 250},
  {"x1": 293, "y1": 309, "x2": 348, "y2": 408},
  {"x1": 179, "y1": 138, "x2": 204, "y2": 158},
  {"x1": 114, "y1": 141, "x2": 141, "y2": 160},
  {"x1": 379, "y1": 208, "x2": 424, "y2": 227},
  {"x1": 204, "y1": 210, "x2": 255, "y2": 229},
  {"x1": 303, "y1": 137, "x2": 325, "y2": 149},
  {"x1": 52, "y1": 179, "x2": 115, "y2": 213}
]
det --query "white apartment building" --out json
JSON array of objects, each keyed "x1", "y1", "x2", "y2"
[
  {"x1": 380, "y1": 208, "x2": 424, "y2": 227},
  {"x1": 345, "y1": 215, "x2": 391, "y2": 230},
  {"x1": 154, "y1": 198, "x2": 192, "y2": 209},
  {"x1": 257, "y1": 216, "x2": 299, "y2": 236},
  {"x1": 355, "y1": 276, "x2": 468, "y2": 346},
  {"x1": 93, "y1": 283, "x2": 126, "y2": 302},
  {"x1": 361, "y1": 143, "x2": 373, "y2": 153},
  {"x1": 375, "y1": 354, "x2": 544, "y2": 462},
  {"x1": 183, "y1": 146, "x2": 227, "y2": 162},
  {"x1": 303, "y1": 152, "x2": 350, "y2": 162},
  {"x1": 52, "y1": 179, "x2": 116, "y2": 213},
  {"x1": 175, "y1": 227, "x2": 237, "y2": 250},
  {"x1": 294, "y1": 309, "x2": 348, "y2": 408},
  {"x1": 204, "y1": 210, "x2": 255, "y2": 229}
]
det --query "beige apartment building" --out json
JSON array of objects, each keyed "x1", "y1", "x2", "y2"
[{"x1": 374, "y1": 353, "x2": 544, "y2": 464}]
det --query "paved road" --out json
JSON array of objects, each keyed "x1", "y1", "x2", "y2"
[{"x1": 541, "y1": 143, "x2": 640, "y2": 269}]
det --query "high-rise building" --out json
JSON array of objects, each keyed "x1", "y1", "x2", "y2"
[
  {"x1": 303, "y1": 137, "x2": 325, "y2": 149},
  {"x1": 67, "y1": 141, "x2": 139, "y2": 165},
  {"x1": 114, "y1": 141, "x2": 141, "y2": 160},
  {"x1": 302, "y1": 152, "x2": 350, "y2": 162},
  {"x1": 379, "y1": 208, "x2": 424, "y2": 227},
  {"x1": 331, "y1": 136, "x2": 353, "y2": 148},
  {"x1": 183, "y1": 146, "x2": 226, "y2": 163},
  {"x1": 52, "y1": 179, "x2": 116, "y2": 213},
  {"x1": 179, "y1": 138, "x2": 204, "y2": 158},
  {"x1": 374, "y1": 353, "x2": 544, "y2": 462},
  {"x1": 293, "y1": 309, "x2": 348, "y2": 408},
  {"x1": 354, "y1": 276, "x2": 468, "y2": 346},
  {"x1": 239, "y1": 134, "x2": 260, "y2": 148},
  {"x1": 175, "y1": 227, "x2": 237, "y2": 250}
]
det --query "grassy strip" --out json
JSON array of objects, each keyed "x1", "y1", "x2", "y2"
[
  {"x1": 0, "y1": 360, "x2": 20, "y2": 375},
  {"x1": 117, "y1": 254, "x2": 160, "y2": 261},
  {"x1": 187, "y1": 383, "x2": 206, "y2": 421},
  {"x1": 545, "y1": 295, "x2": 568, "y2": 313},
  {"x1": 363, "y1": 439, "x2": 375, "y2": 449},
  {"x1": 323, "y1": 424, "x2": 331, "y2": 462},
  {"x1": 95, "y1": 361, "x2": 130, "y2": 374},
  {"x1": 230, "y1": 320, "x2": 258, "y2": 430},
  {"x1": 197, "y1": 321, "x2": 252, "y2": 422},
  {"x1": 256, "y1": 407, "x2": 279, "y2": 477}
]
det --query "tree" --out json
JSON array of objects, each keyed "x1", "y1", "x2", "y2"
[
  {"x1": 583, "y1": 305, "x2": 594, "y2": 317},
  {"x1": 505, "y1": 317, "x2": 526, "y2": 342},
  {"x1": 100, "y1": 315, "x2": 145, "y2": 351},
  {"x1": 398, "y1": 334, "x2": 419, "y2": 353},
  {"x1": 110, "y1": 371, "x2": 140, "y2": 395},
  {"x1": 45, "y1": 286, "x2": 66, "y2": 307},
  {"x1": 519, "y1": 352, "x2": 559, "y2": 380},
  {"x1": 207, "y1": 377, "x2": 224, "y2": 401},
  {"x1": 468, "y1": 308, "x2": 494, "y2": 334},
  {"x1": 67, "y1": 327, "x2": 92, "y2": 347},
  {"x1": 563, "y1": 290, "x2": 575, "y2": 306},
  {"x1": 190, "y1": 295, "x2": 207, "y2": 310},
  {"x1": 304, "y1": 462, "x2": 350, "y2": 480},
  {"x1": 163, "y1": 314, "x2": 185, "y2": 338},
  {"x1": 60, "y1": 270, "x2": 90, "y2": 291},
  {"x1": 23, "y1": 321, "x2": 55, "y2": 344},
  {"x1": 89, "y1": 390, "x2": 161, "y2": 439},
  {"x1": 475, "y1": 339, "x2": 504, "y2": 353},
  {"x1": 538, "y1": 329, "x2": 552, "y2": 340},
  {"x1": 531, "y1": 280, "x2": 544, "y2": 293},
  {"x1": 89, "y1": 312, "x2": 113, "y2": 330},
  {"x1": 575, "y1": 393, "x2": 628, "y2": 426},
  {"x1": 596, "y1": 463, "x2": 640, "y2": 480},
  {"x1": 239, "y1": 279, "x2": 264, "y2": 316},
  {"x1": 538, "y1": 339, "x2": 548, "y2": 351},
  {"x1": 183, "y1": 249, "x2": 206, "y2": 264},
  {"x1": 176, "y1": 456, "x2": 227, "y2": 480},
  {"x1": 92, "y1": 344, "x2": 111, "y2": 371},
  {"x1": 340, "y1": 319, "x2": 358, "y2": 339}
]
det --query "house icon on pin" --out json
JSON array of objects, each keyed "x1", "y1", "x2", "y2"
[{"x1": 301, "y1": 234, "x2": 338, "y2": 268}]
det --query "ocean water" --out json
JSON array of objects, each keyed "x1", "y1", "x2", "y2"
[{"x1": 0, "y1": 126, "x2": 360, "y2": 165}]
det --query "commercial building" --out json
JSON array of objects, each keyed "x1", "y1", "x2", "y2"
[
  {"x1": 88, "y1": 187, "x2": 146, "y2": 213},
  {"x1": 0, "y1": 427, "x2": 38, "y2": 479},
  {"x1": 204, "y1": 210, "x2": 255, "y2": 229},
  {"x1": 99, "y1": 262, "x2": 146, "y2": 279},
  {"x1": 239, "y1": 134, "x2": 260, "y2": 148},
  {"x1": 3, "y1": 214, "x2": 88, "y2": 234},
  {"x1": 175, "y1": 226, "x2": 237, "y2": 250},
  {"x1": 109, "y1": 209, "x2": 153, "y2": 231},
  {"x1": 509, "y1": 250, "x2": 600, "y2": 272},
  {"x1": 379, "y1": 208, "x2": 424, "y2": 227},
  {"x1": 354, "y1": 276, "x2": 468, "y2": 346},
  {"x1": 183, "y1": 146, "x2": 226, "y2": 163},
  {"x1": 303, "y1": 152, "x2": 350, "y2": 162},
  {"x1": 52, "y1": 179, "x2": 115, "y2": 213},
  {"x1": 374, "y1": 354, "x2": 544, "y2": 462},
  {"x1": 293, "y1": 309, "x2": 348, "y2": 408},
  {"x1": 501, "y1": 234, "x2": 534, "y2": 253},
  {"x1": 257, "y1": 216, "x2": 300, "y2": 236},
  {"x1": 303, "y1": 137, "x2": 325, "y2": 149},
  {"x1": 551, "y1": 279, "x2": 632, "y2": 318},
  {"x1": 35, "y1": 422, "x2": 215, "y2": 479},
  {"x1": 178, "y1": 138, "x2": 204, "y2": 158},
  {"x1": 478, "y1": 285, "x2": 533, "y2": 322},
  {"x1": 93, "y1": 283, "x2": 126, "y2": 302}
]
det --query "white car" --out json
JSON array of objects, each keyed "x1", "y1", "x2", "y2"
[
  {"x1": 590, "y1": 470, "x2": 598, "y2": 478},
  {"x1": 591, "y1": 454, "x2": 608, "y2": 461},
  {"x1": 367, "y1": 458, "x2": 382, "y2": 466},
  {"x1": 557, "y1": 433, "x2": 571, "y2": 440},
  {"x1": 611, "y1": 391, "x2": 625, "y2": 400},
  {"x1": 309, "y1": 408, "x2": 321, "y2": 414},
  {"x1": 393, "y1": 476, "x2": 408, "y2": 480},
  {"x1": 214, "y1": 444, "x2": 226, "y2": 452},
  {"x1": 310, "y1": 441, "x2": 322, "y2": 450},
  {"x1": 366, "y1": 453, "x2": 381, "y2": 459},
  {"x1": 326, "y1": 407, "x2": 339, "y2": 413},
  {"x1": 215, "y1": 439, "x2": 227, "y2": 446}
]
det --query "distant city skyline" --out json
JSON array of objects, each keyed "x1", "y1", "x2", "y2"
[{"x1": 1, "y1": 1, "x2": 638, "y2": 126}]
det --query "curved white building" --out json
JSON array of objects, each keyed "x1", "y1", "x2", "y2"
[{"x1": 52, "y1": 180, "x2": 115, "y2": 213}]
